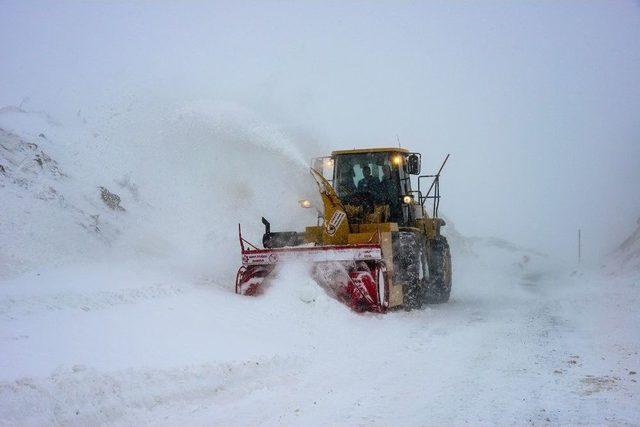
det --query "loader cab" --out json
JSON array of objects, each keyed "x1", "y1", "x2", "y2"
[{"x1": 331, "y1": 148, "x2": 420, "y2": 226}]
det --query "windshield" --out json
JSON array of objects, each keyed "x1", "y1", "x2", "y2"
[
  {"x1": 334, "y1": 152, "x2": 400, "y2": 202},
  {"x1": 333, "y1": 151, "x2": 415, "y2": 225}
]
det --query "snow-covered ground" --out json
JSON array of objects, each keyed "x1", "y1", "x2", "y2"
[
  {"x1": 1, "y1": 106, "x2": 639, "y2": 425},
  {"x1": 1, "y1": 239, "x2": 638, "y2": 426}
]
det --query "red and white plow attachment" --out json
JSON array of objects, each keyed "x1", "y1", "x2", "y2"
[{"x1": 235, "y1": 226, "x2": 388, "y2": 313}]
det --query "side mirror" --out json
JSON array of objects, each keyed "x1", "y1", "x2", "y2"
[{"x1": 407, "y1": 154, "x2": 421, "y2": 175}]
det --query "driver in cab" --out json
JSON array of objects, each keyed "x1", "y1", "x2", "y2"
[
  {"x1": 357, "y1": 165, "x2": 380, "y2": 193},
  {"x1": 337, "y1": 166, "x2": 357, "y2": 196}
]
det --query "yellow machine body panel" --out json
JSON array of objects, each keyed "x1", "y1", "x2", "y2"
[
  {"x1": 304, "y1": 226, "x2": 323, "y2": 244},
  {"x1": 354, "y1": 223, "x2": 399, "y2": 233},
  {"x1": 310, "y1": 168, "x2": 350, "y2": 245},
  {"x1": 320, "y1": 191, "x2": 350, "y2": 245},
  {"x1": 346, "y1": 232, "x2": 378, "y2": 245}
]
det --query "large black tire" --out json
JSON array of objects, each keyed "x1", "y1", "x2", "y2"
[
  {"x1": 392, "y1": 231, "x2": 428, "y2": 309},
  {"x1": 425, "y1": 235, "x2": 452, "y2": 303}
]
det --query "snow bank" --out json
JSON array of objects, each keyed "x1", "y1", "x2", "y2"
[{"x1": 609, "y1": 216, "x2": 640, "y2": 274}]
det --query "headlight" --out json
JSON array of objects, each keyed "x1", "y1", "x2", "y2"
[
  {"x1": 299, "y1": 199, "x2": 312, "y2": 208},
  {"x1": 402, "y1": 195, "x2": 414, "y2": 204}
]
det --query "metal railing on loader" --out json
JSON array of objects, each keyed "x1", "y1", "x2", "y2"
[{"x1": 415, "y1": 154, "x2": 450, "y2": 219}]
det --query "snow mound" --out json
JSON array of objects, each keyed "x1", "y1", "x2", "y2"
[{"x1": 0, "y1": 127, "x2": 118, "y2": 278}]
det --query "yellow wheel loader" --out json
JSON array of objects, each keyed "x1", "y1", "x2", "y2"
[{"x1": 236, "y1": 148, "x2": 452, "y2": 312}]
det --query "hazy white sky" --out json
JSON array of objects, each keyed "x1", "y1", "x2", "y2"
[{"x1": 1, "y1": 0, "x2": 639, "y2": 261}]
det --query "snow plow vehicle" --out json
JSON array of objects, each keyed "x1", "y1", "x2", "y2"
[{"x1": 236, "y1": 148, "x2": 452, "y2": 312}]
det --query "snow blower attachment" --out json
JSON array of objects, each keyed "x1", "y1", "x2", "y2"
[{"x1": 236, "y1": 148, "x2": 452, "y2": 312}]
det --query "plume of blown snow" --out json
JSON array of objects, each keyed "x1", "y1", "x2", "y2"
[{"x1": 0, "y1": 98, "x2": 325, "y2": 284}]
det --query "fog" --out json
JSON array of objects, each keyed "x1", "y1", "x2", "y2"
[{"x1": 1, "y1": 0, "x2": 639, "y2": 262}]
